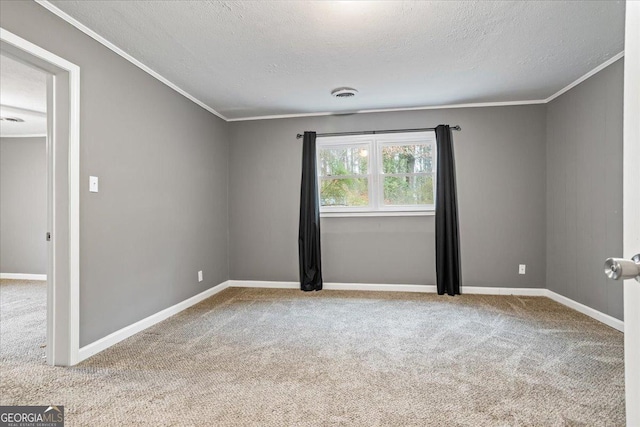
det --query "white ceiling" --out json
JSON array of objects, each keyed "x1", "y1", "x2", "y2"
[
  {"x1": 0, "y1": 54, "x2": 47, "y2": 137},
  {"x1": 48, "y1": 1, "x2": 625, "y2": 120}
]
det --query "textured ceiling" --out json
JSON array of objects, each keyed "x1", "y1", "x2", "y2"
[
  {"x1": 49, "y1": 1, "x2": 625, "y2": 120},
  {"x1": 0, "y1": 54, "x2": 47, "y2": 136}
]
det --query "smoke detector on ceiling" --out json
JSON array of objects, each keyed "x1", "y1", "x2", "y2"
[
  {"x1": 331, "y1": 87, "x2": 358, "y2": 98},
  {"x1": 0, "y1": 116, "x2": 25, "y2": 123}
]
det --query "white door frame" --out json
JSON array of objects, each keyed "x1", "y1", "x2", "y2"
[
  {"x1": 623, "y1": 1, "x2": 640, "y2": 424},
  {"x1": 1, "y1": 28, "x2": 80, "y2": 366}
]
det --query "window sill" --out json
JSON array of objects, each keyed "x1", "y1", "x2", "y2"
[{"x1": 320, "y1": 210, "x2": 435, "y2": 218}]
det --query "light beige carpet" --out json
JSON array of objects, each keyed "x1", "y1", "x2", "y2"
[{"x1": 0, "y1": 279, "x2": 625, "y2": 426}]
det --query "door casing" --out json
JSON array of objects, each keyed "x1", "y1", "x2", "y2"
[{"x1": 1, "y1": 27, "x2": 80, "y2": 366}]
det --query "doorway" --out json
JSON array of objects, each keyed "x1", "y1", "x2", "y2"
[
  {"x1": 0, "y1": 28, "x2": 80, "y2": 366},
  {"x1": 0, "y1": 53, "x2": 49, "y2": 364}
]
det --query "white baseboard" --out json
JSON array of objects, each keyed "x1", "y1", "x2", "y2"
[
  {"x1": 0, "y1": 273, "x2": 47, "y2": 281},
  {"x1": 228, "y1": 280, "x2": 297, "y2": 289},
  {"x1": 77, "y1": 279, "x2": 623, "y2": 362},
  {"x1": 463, "y1": 286, "x2": 546, "y2": 296},
  {"x1": 545, "y1": 290, "x2": 624, "y2": 332},
  {"x1": 228, "y1": 280, "x2": 438, "y2": 293},
  {"x1": 228, "y1": 280, "x2": 542, "y2": 296},
  {"x1": 326, "y1": 282, "x2": 438, "y2": 293},
  {"x1": 228, "y1": 280, "x2": 622, "y2": 331},
  {"x1": 78, "y1": 280, "x2": 230, "y2": 362}
]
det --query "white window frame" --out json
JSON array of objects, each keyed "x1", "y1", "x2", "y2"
[{"x1": 317, "y1": 131, "x2": 436, "y2": 217}]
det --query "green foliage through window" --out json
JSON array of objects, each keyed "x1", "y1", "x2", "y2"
[
  {"x1": 381, "y1": 144, "x2": 434, "y2": 206},
  {"x1": 320, "y1": 178, "x2": 369, "y2": 207},
  {"x1": 317, "y1": 134, "x2": 436, "y2": 211},
  {"x1": 318, "y1": 145, "x2": 369, "y2": 207}
]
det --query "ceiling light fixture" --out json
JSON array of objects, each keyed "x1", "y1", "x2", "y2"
[
  {"x1": 0, "y1": 116, "x2": 25, "y2": 122},
  {"x1": 331, "y1": 87, "x2": 358, "y2": 98}
]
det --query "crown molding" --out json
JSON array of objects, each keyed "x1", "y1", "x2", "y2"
[
  {"x1": 34, "y1": 0, "x2": 227, "y2": 121},
  {"x1": 545, "y1": 51, "x2": 625, "y2": 103},
  {"x1": 0, "y1": 134, "x2": 47, "y2": 138},
  {"x1": 1, "y1": 104, "x2": 47, "y2": 117},
  {"x1": 225, "y1": 99, "x2": 547, "y2": 122},
  {"x1": 33, "y1": 1, "x2": 625, "y2": 123}
]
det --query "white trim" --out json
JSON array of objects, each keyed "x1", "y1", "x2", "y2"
[
  {"x1": 545, "y1": 51, "x2": 625, "y2": 102},
  {"x1": 34, "y1": 0, "x2": 227, "y2": 122},
  {"x1": 317, "y1": 131, "x2": 436, "y2": 215},
  {"x1": 229, "y1": 280, "x2": 298, "y2": 289},
  {"x1": 75, "y1": 280, "x2": 624, "y2": 361},
  {"x1": 0, "y1": 29, "x2": 78, "y2": 85},
  {"x1": 226, "y1": 100, "x2": 547, "y2": 122},
  {"x1": 0, "y1": 104, "x2": 47, "y2": 116},
  {"x1": 0, "y1": 273, "x2": 47, "y2": 281},
  {"x1": 0, "y1": 134, "x2": 48, "y2": 138},
  {"x1": 326, "y1": 282, "x2": 437, "y2": 292},
  {"x1": 67, "y1": 50, "x2": 81, "y2": 366},
  {"x1": 78, "y1": 281, "x2": 231, "y2": 362},
  {"x1": 223, "y1": 54, "x2": 624, "y2": 121},
  {"x1": 46, "y1": 73, "x2": 55, "y2": 366},
  {"x1": 1, "y1": 27, "x2": 81, "y2": 366},
  {"x1": 545, "y1": 290, "x2": 624, "y2": 332},
  {"x1": 228, "y1": 280, "x2": 543, "y2": 295},
  {"x1": 228, "y1": 280, "x2": 438, "y2": 292},
  {"x1": 230, "y1": 53, "x2": 623, "y2": 121},
  {"x1": 26, "y1": 1, "x2": 626, "y2": 122},
  {"x1": 623, "y1": 2, "x2": 640, "y2": 423},
  {"x1": 228, "y1": 280, "x2": 623, "y2": 331},
  {"x1": 464, "y1": 287, "x2": 546, "y2": 296}
]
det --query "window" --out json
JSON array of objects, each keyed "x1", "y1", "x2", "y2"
[{"x1": 317, "y1": 131, "x2": 436, "y2": 216}]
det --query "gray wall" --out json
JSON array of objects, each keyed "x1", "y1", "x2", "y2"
[
  {"x1": 1, "y1": 1, "x2": 623, "y2": 346},
  {"x1": 0, "y1": 137, "x2": 47, "y2": 275},
  {"x1": 546, "y1": 59, "x2": 624, "y2": 320},
  {"x1": 229, "y1": 105, "x2": 548, "y2": 289},
  {"x1": 0, "y1": 1, "x2": 229, "y2": 346}
]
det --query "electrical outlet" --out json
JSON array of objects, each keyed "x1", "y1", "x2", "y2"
[
  {"x1": 519, "y1": 264, "x2": 526, "y2": 275},
  {"x1": 198, "y1": 270, "x2": 203, "y2": 282}
]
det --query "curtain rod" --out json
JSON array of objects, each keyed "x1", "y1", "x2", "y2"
[{"x1": 295, "y1": 125, "x2": 461, "y2": 139}]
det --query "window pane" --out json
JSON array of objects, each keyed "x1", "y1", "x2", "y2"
[
  {"x1": 320, "y1": 178, "x2": 369, "y2": 207},
  {"x1": 383, "y1": 175, "x2": 434, "y2": 206},
  {"x1": 318, "y1": 146, "x2": 369, "y2": 177},
  {"x1": 381, "y1": 144, "x2": 433, "y2": 174}
]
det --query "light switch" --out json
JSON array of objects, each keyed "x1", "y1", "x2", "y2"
[{"x1": 89, "y1": 176, "x2": 99, "y2": 193}]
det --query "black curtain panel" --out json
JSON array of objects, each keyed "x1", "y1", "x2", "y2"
[
  {"x1": 435, "y1": 125, "x2": 461, "y2": 296},
  {"x1": 298, "y1": 131, "x2": 323, "y2": 291}
]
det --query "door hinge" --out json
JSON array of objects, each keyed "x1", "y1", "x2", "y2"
[{"x1": 46, "y1": 232, "x2": 51, "y2": 241}]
